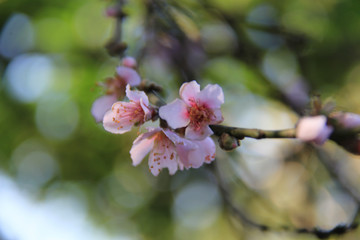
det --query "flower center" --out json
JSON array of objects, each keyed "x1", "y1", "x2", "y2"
[
  {"x1": 188, "y1": 99, "x2": 213, "y2": 130},
  {"x1": 114, "y1": 101, "x2": 144, "y2": 125}
]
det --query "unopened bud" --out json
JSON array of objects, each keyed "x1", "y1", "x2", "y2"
[
  {"x1": 219, "y1": 133, "x2": 240, "y2": 151},
  {"x1": 122, "y1": 56, "x2": 137, "y2": 69},
  {"x1": 105, "y1": 7, "x2": 118, "y2": 18}
]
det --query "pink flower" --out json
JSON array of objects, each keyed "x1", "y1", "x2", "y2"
[
  {"x1": 91, "y1": 64, "x2": 141, "y2": 122},
  {"x1": 331, "y1": 112, "x2": 360, "y2": 128},
  {"x1": 116, "y1": 66, "x2": 141, "y2": 86},
  {"x1": 130, "y1": 128, "x2": 216, "y2": 176},
  {"x1": 103, "y1": 85, "x2": 153, "y2": 134},
  {"x1": 159, "y1": 81, "x2": 224, "y2": 140},
  {"x1": 296, "y1": 115, "x2": 333, "y2": 145}
]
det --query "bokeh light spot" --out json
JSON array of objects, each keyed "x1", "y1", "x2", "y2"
[
  {"x1": 35, "y1": 93, "x2": 79, "y2": 140},
  {"x1": 173, "y1": 181, "x2": 221, "y2": 229},
  {"x1": 0, "y1": 13, "x2": 34, "y2": 59},
  {"x1": 5, "y1": 54, "x2": 54, "y2": 103},
  {"x1": 16, "y1": 151, "x2": 58, "y2": 189}
]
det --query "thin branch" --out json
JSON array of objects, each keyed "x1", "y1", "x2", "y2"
[
  {"x1": 105, "y1": 0, "x2": 128, "y2": 57},
  {"x1": 210, "y1": 125, "x2": 296, "y2": 140}
]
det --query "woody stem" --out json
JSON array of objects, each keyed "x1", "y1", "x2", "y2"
[{"x1": 209, "y1": 125, "x2": 296, "y2": 140}]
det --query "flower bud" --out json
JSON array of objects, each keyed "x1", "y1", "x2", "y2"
[
  {"x1": 122, "y1": 56, "x2": 137, "y2": 69},
  {"x1": 219, "y1": 133, "x2": 240, "y2": 151}
]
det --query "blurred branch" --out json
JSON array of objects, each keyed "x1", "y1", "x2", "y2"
[
  {"x1": 198, "y1": 0, "x2": 310, "y2": 115},
  {"x1": 143, "y1": 0, "x2": 202, "y2": 82},
  {"x1": 105, "y1": 0, "x2": 128, "y2": 57},
  {"x1": 315, "y1": 148, "x2": 360, "y2": 203},
  {"x1": 212, "y1": 151, "x2": 359, "y2": 239},
  {"x1": 211, "y1": 163, "x2": 272, "y2": 231}
]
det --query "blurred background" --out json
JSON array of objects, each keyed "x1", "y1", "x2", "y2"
[{"x1": 1, "y1": 0, "x2": 360, "y2": 239}]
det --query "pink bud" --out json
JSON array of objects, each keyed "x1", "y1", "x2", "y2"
[
  {"x1": 105, "y1": 7, "x2": 118, "y2": 18},
  {"x1": 331, "y1": 112, "x2": 360, "y2": 128},
  {"x1": 296, "y1": 115, "x2": 333, "y2": 145},
  {"x1": 122, "y1": 56, "x2": 137, "y2": 69}
]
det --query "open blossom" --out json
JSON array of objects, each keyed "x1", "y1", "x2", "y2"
[
  {"x1": 159, "y1": 80, "x2": 224, "y2": 140},
  {"x1": 103, "y1": 85, "x2": 153, "y2": 134},
  {"x1": 91, "y1": 60, "x2": 141, "y2": 122},
  {"x1": 130, "y1": 128, "x2": 216, "y2": 176},
  {"x1": 296, "y1": 115, "x2": 333, "y2": 145}
]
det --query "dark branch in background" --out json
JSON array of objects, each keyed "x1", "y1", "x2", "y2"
[
  {"x1": 199, "y1": 0, "x2": 310, "y2": 116},
  {"x1": 105, "y1": 0, "x2": 128, "y2": 57},
  {"x1": 211, "y1": 151, "x2": 359, "y2": 239},
  {"x1": 316, "y1": 148, "x2": 360, "y2": 203},
  {"x1": 144, "y1": 0, "x2": 199, "y2": 82},
  {"x1": 212, "y1": 164, "x2": 271, "y2": 231}
]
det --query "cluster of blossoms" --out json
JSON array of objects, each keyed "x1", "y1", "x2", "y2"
[
  {"x1": 92, "y1": 58, "x2": 224, "y2": 176},
  {"x1": 93, "y1": 58, "x2": 360, "y2": 176}
]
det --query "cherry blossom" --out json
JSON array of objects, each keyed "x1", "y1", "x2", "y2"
[
  {"x1": 331, "y1": 111, "x2": 360, "y2": 128},
  {"x1": 91, "y1": 60, "x2": 141, "y2": 122},
  {"x1": 130, "y1": 128, "x2": 216, "y2": 176},
  {"x1": 159, "y1": 80, "x2": 224, "y2": 140},
  {"x1": 296, "y1": 115, "x2": 333, "y2": 145},
  {"x1": 103, "y1": 85, "x2": 153, "y2": 134}
]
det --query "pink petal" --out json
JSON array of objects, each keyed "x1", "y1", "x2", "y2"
[
  {"x1": 148, "y1": 133, "x2": 179, "y2": 176},
  {"x1": 185, "y1": 125, "x2": 213, "y2": 140},
  {"x1": 179, "y1": 80, "x2": 200, "y2": 105},
  {"x1": 140, "y1": 98, "x2": 152, "y2": 121},
  {"x1": 125, "y1": 84, "x2": 149, "y2": 106},
  {"x1": 296, "y1": 115, "x2": 333, "y2": 145},
  {"x1": 122, "y1": 57, "x2": 137, "y2": 69},
  {"x1": 159, "y1": 99, "x2": 190, "y2": 129},
  {"x1": 162, "y1": 129, "x2": 195, "y2": 149},
  {"x1": 149, "y1": 149, "x2": 178, "y2": 176},
  {"x1": 116, "y1": 66, "x2": 141, "y2": 86},
  {"x1": 176, "y1": 144, "x2": 194, "y2": 169},
  {"x1": 189, "y1": 137, "x2": 216, "y2": 168},
  {"x1": 102, "y1": 106, "x2": 132, "y2": 134},
  {"x1": 178, "y1": 137, "x2": 216, "y2": 169},
  {"x1": 91, "y1": 94, "x2": 117, "y2": 122},
  {"x1": 199, "y1": 137, "x2": 216, "y2": 164},
  {"x1": 211, "y1": 108, "x2": 224, "y2": 124},
  {"x1": 197, "y1": 84, "x2": 224, "y2": 109},
  {"x1": 130, "y1": 130, "x2": 159, "y2": 166},
  {"x1": 314, "y1": 125, "x2": 334, "y2": 145}
]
